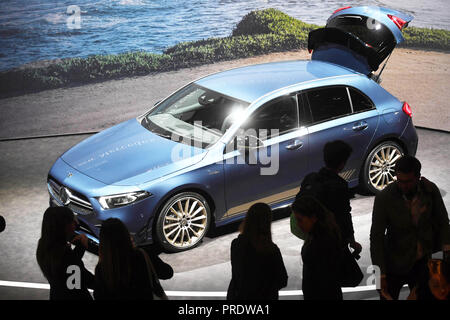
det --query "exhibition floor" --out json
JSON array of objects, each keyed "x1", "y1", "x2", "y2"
[{"x1": 0, "y1": 128, "x2": 448, "y2": 300}]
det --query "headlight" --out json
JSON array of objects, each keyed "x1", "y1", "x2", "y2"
[{"x1": 97, "y1": 191, "x2": 151, "y2": 210}]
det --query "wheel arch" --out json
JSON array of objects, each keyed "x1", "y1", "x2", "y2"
[
  {"x1": 148, "y1": 184, "x2": 217, "y2": 238},
  {"x1": 358, "y1": 135, "x2": 408, "y2": 190},
  {"x1": 363, "y1": 134, "x2": 409, "y2": 165}
]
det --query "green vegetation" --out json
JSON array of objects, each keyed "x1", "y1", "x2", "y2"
[
  {"x1": 1, "y1": 8, "x2": 449, "y2": 96},
  {"x1": 401, "y1": 27, "x2": 450, "y2": 50}
]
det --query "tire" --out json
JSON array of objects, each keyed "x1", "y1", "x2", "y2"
[
  {"x1": 155, "y1": 192, "x2": 211, "y2": 252},
  {"x1": 362, "y1": 141, "x2": 404, "y2": 194}
]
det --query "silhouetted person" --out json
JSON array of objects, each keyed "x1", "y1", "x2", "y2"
[
  {"x1": 36, "y1": 206, "x2": 94, "y2": 300},
  {"x1": 0, "y1": 215, "x2": 5, "y2": 233},
  {"x1": 296, "y1": 140, "x2": 362, "y2": 257},
  {"x1": 94, "y1": 218, "x2": 173, "y2": 300},
  {"x1": 408, "y1": 259, "x2": 450, "y2": 300},
  {"x1": 227, "y1": 203, "x2": 288, "y2": 300},
  {"x1": 370, "y1": 155, "x2": 450, "y2": 300},
  {"x1": 292, "y1": 196, "x2": 343, "y2": 300}
]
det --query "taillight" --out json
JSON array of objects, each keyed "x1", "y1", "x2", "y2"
[
  {"x1": 388, "y1": 14, "x2": 407, "y2": 30},
  {"x1": 332, "y1": 6, "x2": 351, "y2": 15},
  {"x1": 402, "y1": 102, "x2": 412, "y2": 118}
]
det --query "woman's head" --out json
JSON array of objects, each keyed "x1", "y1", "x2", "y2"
[
  {"x1": 40, "y1": 206, "x2": 76, "y2": 245},
  {"x1": 98, "y1": 218, "x2": 135, "y2": 291},
  {"x1": 240, "y1": 202, "x2": 273, "y2": 249},
  {"x1": 99, "y1": 218, "x2": 134, "y2": 260},
  {"x1": 36, "y1": 206, "x2": 76, "y2": 280},
  {"x1": 291, "y1": 196, "x2": 340, "y2": 239}
]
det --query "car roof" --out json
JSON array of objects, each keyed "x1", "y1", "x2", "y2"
[{"x1": 194, "y1": 59, "x2": 359, "y2": 103}]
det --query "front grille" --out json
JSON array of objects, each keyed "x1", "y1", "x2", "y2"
[{"x1": 47, "y1": 175, "x2": 94, "y2": 215}]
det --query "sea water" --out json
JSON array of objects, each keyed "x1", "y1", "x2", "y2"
[{"x1": 0, "y1": 0, "x2": 448, "y2": 71}]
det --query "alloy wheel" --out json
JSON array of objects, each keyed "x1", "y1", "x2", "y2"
[
  {"x1": 161, "y1": 196, "x2": 209, "y2": 250},
  {"x1": 368, "y1": 144, "x2": 403, "y2": 191}
]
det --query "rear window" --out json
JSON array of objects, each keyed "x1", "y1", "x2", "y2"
[
  {"x1": 349, "y1": 87, "x2": 375, "y2": 113},
  {"x1": 327, "y1": 15, "x2": 395, "y2": 55},
  {"x1": 306, "y1": 86, "x2": 352, "y2": 123}
]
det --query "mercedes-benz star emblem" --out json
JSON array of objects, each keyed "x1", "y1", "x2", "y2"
[{"x1": 59, "y1": 187, "x2": 71, "y2": 206}]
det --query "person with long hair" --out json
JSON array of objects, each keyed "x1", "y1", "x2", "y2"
[
  {"x1": 291, "y1": 195, "x2": 343, "y2": 300},
  {"x1": 94, "y1": 218, "x2": 173, "y2": 300},
  {"x1": 227, "y1": 202, "x2": 288, "y2": 300},
  {"x1": 36, "y1": 206, "x2": 94, "y2": 300}
]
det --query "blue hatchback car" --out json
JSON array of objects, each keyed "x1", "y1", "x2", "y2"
[{"x1": 48, "y1": 6, "x2": 418, "y2": 252}]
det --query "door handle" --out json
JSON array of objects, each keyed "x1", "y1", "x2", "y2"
[
  {"x1": 286, "y1": 140, "x2": 303, "y2": 150},
  {"x1": 352, "y1": 121, "x2": 368, "y2": 131}
]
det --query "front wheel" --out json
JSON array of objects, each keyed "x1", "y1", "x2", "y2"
[
  {"x1": 155, "y1": 192, "x2": 211, "y2": 252},
  {"x1": 362, "y1": 141, "x2": 404, "y2": 194}
]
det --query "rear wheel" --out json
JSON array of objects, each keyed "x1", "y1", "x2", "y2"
[
  {"x1": 362, "y1": 141, "x2": 404, "y2": 194},
  {"x1": 155, "y1": 192, "x2": 211, "y2": 252}
]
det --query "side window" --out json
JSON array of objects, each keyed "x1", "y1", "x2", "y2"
[
  {"x1": 348, "y1": 87, "x2": 375, "y2": 113},
  {"x1": 242, "y1": 95, "x2": 298, "y2": 139},
  {"x1": 306, "y1": 86, "x2": 352, "y2": 123}
]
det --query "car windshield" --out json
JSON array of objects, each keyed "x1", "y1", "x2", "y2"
[
  {"x1": 327, "y1": 15, "x2": 396, "y2": 54},
  {"x1": 143, "y1": 83, "x2": 249, "y2": 149}
]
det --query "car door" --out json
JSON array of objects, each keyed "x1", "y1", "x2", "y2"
[
  {"x1": 221, "y1": 94, "x2": 309, "y2": 220},
  {"x1": 303, "y1": 85, "x2": 378, "y2": 186}
]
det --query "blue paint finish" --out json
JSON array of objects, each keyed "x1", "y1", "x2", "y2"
[
  {"x1": 61, "y1": 118, "x2": 205, "y2": 185},
  {"x1": 195, "y1": 60, "x2": 356, "y2": 103}
]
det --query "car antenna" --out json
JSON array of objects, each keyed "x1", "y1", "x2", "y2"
[{"x1": 373, "y1": 52, "x2": 392, "y2": 84}]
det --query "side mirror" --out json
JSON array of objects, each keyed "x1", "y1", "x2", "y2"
[
  {"x1": 236, "y1": 134, "x2": 264, "y2": 150},
  {"x1": 223, "y1": 133, "x2": 264, "y2": 155},
  {"x1": 235, "y1": 134, "x2": 264, "y2": 165}
]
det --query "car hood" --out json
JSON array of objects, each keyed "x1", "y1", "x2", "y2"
[
  {"x1": 61, "y1": 119, "x2": 206, "y2": 185},
  {"x1": 308, "y1": 6, "x2": 414, "y2": 74}
]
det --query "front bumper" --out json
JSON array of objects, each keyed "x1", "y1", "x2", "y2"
[{"x1": 47, "y1": 158, "x2": 158, "y2": 248}]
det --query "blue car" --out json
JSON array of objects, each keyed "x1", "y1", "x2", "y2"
[{"x1": 48, "y1": 6, "x2": 418, "y2": 252}]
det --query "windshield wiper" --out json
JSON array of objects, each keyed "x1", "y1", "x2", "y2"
[
  {"x1": 141, "y1": 117, "x2": 173, "y2": 140},
  {"x1": 153, "y1": 131, "x2": 172, "y2": 140}
]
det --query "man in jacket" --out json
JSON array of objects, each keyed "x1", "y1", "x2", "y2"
[
  {"x1": 370, "y1": 155, "x2": 450, "y2": 300},
  {"x1": 296, "y1": 140, "x2": 362, "y2": 253}
]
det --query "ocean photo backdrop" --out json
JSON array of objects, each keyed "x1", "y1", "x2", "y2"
[{"x1": 0, "y1": 0, "x2": 449, "y2": 71}]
